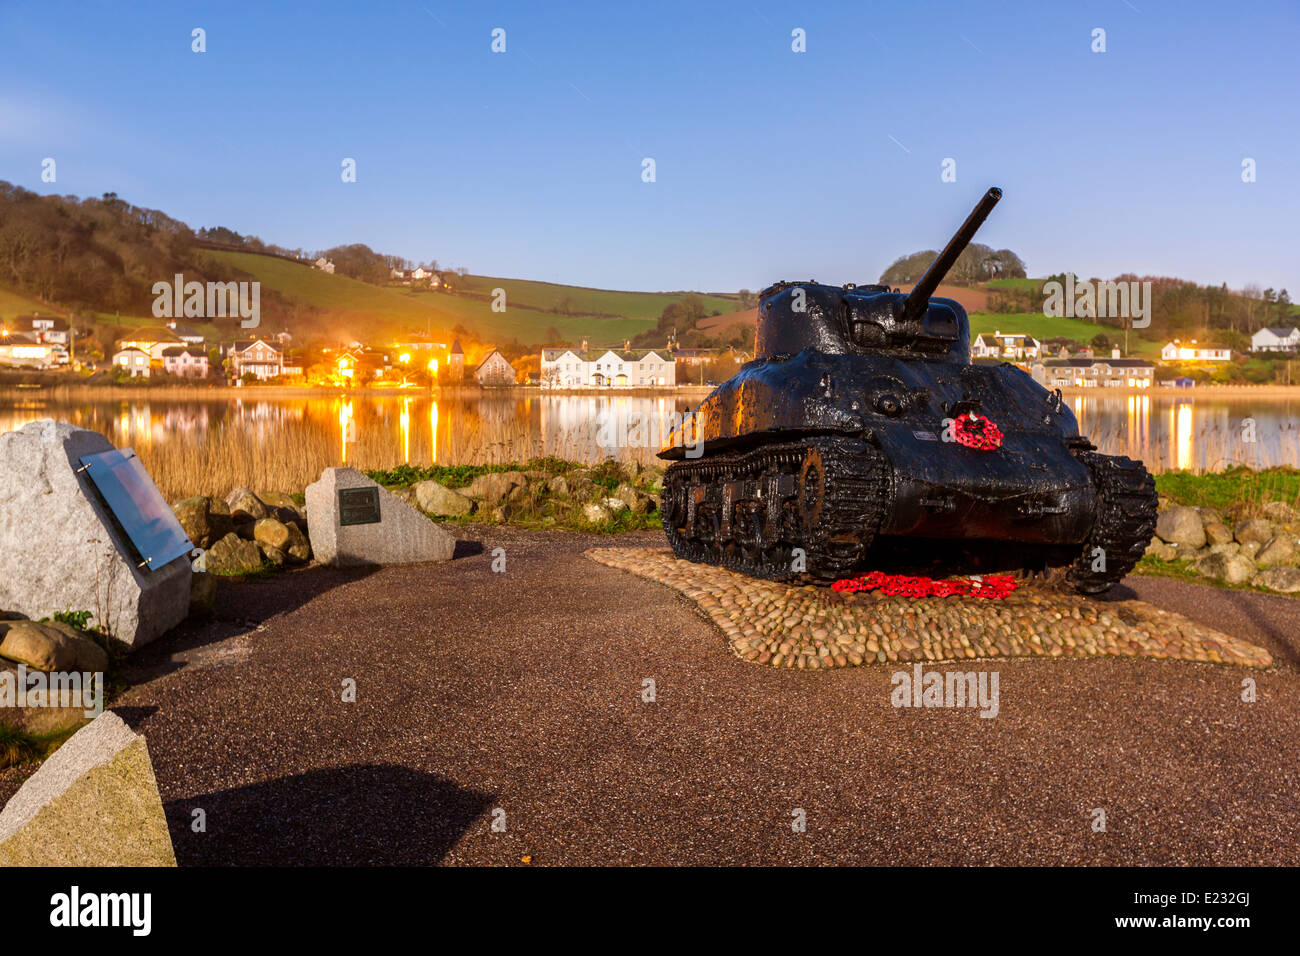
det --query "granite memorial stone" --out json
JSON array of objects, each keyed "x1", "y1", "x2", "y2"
[
  {"x1": 0, "y1": 421, "x2": 192, "y2": 647},
  {"x1": 305, "y1": 466, "x2": 455, "y2": 566}
]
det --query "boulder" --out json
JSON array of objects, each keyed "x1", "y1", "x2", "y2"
[
  {"x1": 582, "y1": 502, "x2": 612, "y2": 523},
  {"x1": 413, "y1": 480, "x2": 474, "y2": 517},
  {"x1": 1203, "y1": 521, "x2": 1234, "y2": 547},
  {"x1": 1260, "y1": 501, "x2": 1300, "y2": 525},
  {"x1": 0, "y1": 620, "x2": 108, "y2": 673},
  {"x1": 205, "y1": 532, "x2": 264, "y2": 576},
  {"x1": 546, "y1": 475, "x2": 570, "y2": 497},
  {"x1": 614, "y1": 483, "x2": 649, "y2": 514},
  {"x1": 257, "y1": 491, "x2": 304, "y2": 522},
  {"x1": 305, "y1": 467, "x2": 455, "y2": 566},
  {"x1": 1240, "y1": 540, "x2": 1262, "y2": 560},
  {"x1": 1255, "y1": 536, "x2": 1298, "y2": 568},
  {"x1": 620, "y1": 459, "x2": 642, "y2": 480},
  {"x1": 0, "y1": 711, "x2": 176, "y2": 866},
  {"x1": 1234, "y1": 518, "x2": 1276, "y2": 545},
  {"x1": 253, "y1": 517, "x2": 310, "y2": 562},
  {"x1": 603, "y1": 496, "x2": 630, "y2": 515},
  {"x1": 1144, "y1": 539, "x2": 1177, "y2": 562},
  {"x1": 1194, "y1": 551, "x2": 1256, "y2": 585},
  {"x1": 1252, "y1": 567, "x2": 1300, "y2": 593},
  {"x1": 258, "y1": 543, "x2": 286, "y2": 567},
  {"x1": 462, "y1": 471, "x2": 522, "y2": 505},
  {"x1": 1208, "y1": 542, "x2": 1241, "y2": 556},
  {"x1": 1155, "y1": 507, "x2": 1205, "y2": 548},
  {"x1": 225, "y1": 487, "x2": 269, "y2": 522},
  {"x1": 171, "y1": 496, "x2": 229, "y2": 549},
  {"x1": 0, "y1": 660, "x2": 94, "y2": 736},
  {"x1": 0, "y1": 421, "x2": 191, "y2": 649}
]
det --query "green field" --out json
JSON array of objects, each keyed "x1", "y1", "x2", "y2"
[
  {"x1": 0, "y1": 286, "x2": 61, "y2": 320},
  {"x1": 968, "y1": 312, "x2": 1160, "y2": 357},
  {"x1": 983, "y1": 277, "x2": 1043, "y2": 292},
  {"x1": 207, "y1": 250, "x2": 733, "y2": 345}
]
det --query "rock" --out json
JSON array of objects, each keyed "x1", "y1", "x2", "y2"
[
  {"x1": 0, "y1": 660, "x2": 95, "y2": 736},
  {"x1": 258, "y1": 543, "x2": 286, "y2": 567},
  {"x1": 490, "y1": 506, "x2": 506, "y2": 522},
  {"x1": 0, "y1": 421, "x2": 190, "y2": 648},
  {"x1": 388, "y1": 486, "x2": 417, "y2": 507},
  {"x1": 0, "y1": 620, "x2": 108, "y2": 673},
  {"x1": 205, "y1": 532, "x2": 264, "y2": 576},
  {"x1": 1193, "y1": 551, "x2": 1256, "y2": 585},
  {"x1": 1240, "y1": 540, "x2": 1262, "y2": 559},
  {"x1": 1208, "y1": 542, "x2": 1240, "y2": 556},
  {"x1": 225, "y1": 487, "x2": 269, "y2": 522},
  {"x1": 620, "y1": 459, "x2": 642, "y2": 480},
  {"x1": 506, "y1": 483, "x2": 530, "y2": 506},
  {"x1": 1255, "y1": 536, "x2": 1298, "y2": 568},
  {"x1": 1252, "y1": 567, "x2": 1300, "y2": 593},
  {"x1": 582, "y1": 502, "x2": 612, "y2": 523},
  {"x1": 1234, "y1": 517, "x2": 1276, "y2": 545},
  {"x1": 1195, "y1": 507, "x2": 1224, "y2": 527},
  {"x1": 614, "y1": 483, "x2": 649, "y2": 514},
  {"x1": 252, "y1": 516, "x2": 310, "y2": 562},
  {"x1": 603, "y1": 496, "x2": 630, "y2": 514},
  {"x1": 462, "y1": 471, "x2": 523, "y2": 505},
  {"x1": 546, "y1": 475, "x2": 570, "y2": 497},
  {"x1": 305, "y1": 467, "x2": 455, "y2": 567},
  {"x1": 1261, "y1": 501, "x2": 1300, "y2": 525},
  {"x1": 0, "y1": 711, "x2": 176, "y2": 866},
  {"x1": 413, "y1": 480, "x2": 474, "y2": 517},
  {"x1": 1203, "y1": 521, "x2": 1234, "y2": 546},
  {"x1": 172, "y1": 497, "x2": 217, "y2": 549},
  {"x1": 189, "y1": 571, "x2": 217, "y2": 616},
  {"x1": 257, "y1": 490, "x2": 303, "y2": 521},
  {"x1": 1144, "y1": 539, "x2": 1177, "y2": 562},
  {"x1": 1155, "y1": 507, "x2": 1205, "y2": 548}
]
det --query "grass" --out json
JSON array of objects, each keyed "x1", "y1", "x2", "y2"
[
  {"x1": 1154, "y1": 466, "x2": 1300, "y2": 515},
  {"x1": 206, "y1": 249, "x2": 733, "y2": 346},
  {"x1": 983, "y1": 277, "x2": 1043, "y2": 292},
  {"x1": 968, "y1": 311, "x2": 1162, "y2": 357},
  {"x1": 0, "y1": 285, "x2": 62, "y2": 320}
]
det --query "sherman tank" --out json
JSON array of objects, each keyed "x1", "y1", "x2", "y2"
[{"x1": 658, "y1": 187, "x2": 1157, "y2": 594}]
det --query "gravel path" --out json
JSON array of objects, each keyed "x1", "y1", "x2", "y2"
[{"x1": 4, "y1": 527, "x2": 1297, "y2": 865}]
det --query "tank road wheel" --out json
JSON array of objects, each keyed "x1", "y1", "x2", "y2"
[
  {"x1": 798, "y1": 447, "x2": 825, "y2": 532},
  {"x1": 1066, "y1": 451, "x2": 1158, "y2": 595},
  {"x1": 797, "y1": 438, "x2": 889, "y2": 583}
]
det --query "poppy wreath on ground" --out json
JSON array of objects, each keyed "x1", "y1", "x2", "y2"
[
  {"x1": 832, "y1": 570, "x2": 1018, "y2": 599},
  {"x1": 952, "y1": 412, "x2": 1003, "y2": 451}
]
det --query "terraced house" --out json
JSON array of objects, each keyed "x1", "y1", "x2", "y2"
[
  {"x1": 1030, "y1": 356, "x2": 1156, "y2": 389},
  {"x1": 540, "y1": 347, "x2": 676, "y2": 387}
]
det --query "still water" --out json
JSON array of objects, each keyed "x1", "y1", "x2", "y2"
[{"x1": 0, "y1": 390, "x2": 1297, "y2": 479}]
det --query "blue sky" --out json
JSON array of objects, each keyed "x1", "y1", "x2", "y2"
[{"x1": 1, "y1": 0, "x2": 1296, "y2": 294}]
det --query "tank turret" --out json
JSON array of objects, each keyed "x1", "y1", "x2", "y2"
[{"x1": 658, "y1": 187, "x2": 1157, "y2": 594}]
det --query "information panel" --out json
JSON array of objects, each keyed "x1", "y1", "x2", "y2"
[
  {"x1": 80, "y1": 448, "x2": 194, "y2": 570},
  {"x1": 338, "y1": 486, "x2": 382, "y2": 526}
]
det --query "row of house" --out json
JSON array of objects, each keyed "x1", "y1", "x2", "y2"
[
  {"x1": 540, "y1": 346, "x2": 677, "y2": 387},
  {"x1": 0, "y1": 315, "x2": 74, "y2": 368}
]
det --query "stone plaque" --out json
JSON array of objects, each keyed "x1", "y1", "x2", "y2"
[{"x1": 338, "y1": 486, "x2": 381, "y2": 526}]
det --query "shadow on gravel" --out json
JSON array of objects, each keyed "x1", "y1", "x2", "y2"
[
  {"x1": 125, "y1": 565, "x2": 383, "y2": 683},
  {"x1": 165, "y1": 765, "x2": 495, "y2": 865},
  {"x1": 453, "y1": 539, "x2": 485, "y2": 559}
]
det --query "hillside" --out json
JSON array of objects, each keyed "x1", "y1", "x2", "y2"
[{"x1": 205, "y1": 250, "x2": 735, "y2": 346}]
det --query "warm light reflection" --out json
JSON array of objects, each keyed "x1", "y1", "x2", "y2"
[
  {"x1": 340, "y1": 400, "x2": 354, "y2": 462},
  {"x1": 1175, "y1": 402, "x2": 1193, "y2": 471},
  {"x1": 430, "y1": 400, "x2": 438, "y2": 463},
  {"x1": 400, "y1": 397, "x2": 411, "y2": 464}
]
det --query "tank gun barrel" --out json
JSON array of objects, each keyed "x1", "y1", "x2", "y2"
[{"x1": 901, "y1": 186, "x2": 1002, "y2": 323}]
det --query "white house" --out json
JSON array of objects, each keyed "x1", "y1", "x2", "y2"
[
  {"x1": 22, "y1": 315, "x2": 70, "y2": 345},
  {"x1": 474, "y1": 349, "x2": 517, "y2": 387},
  {"x1": 0, "y1": 332, "x2": 55, "y2": 368},
  {"x1": 113, "y1": 346, "x2": 151, "y2": 378},
  {"x1": 411, "y1": 266, "x2": 429, "y2": 281},
  {"x1": 541, "y1": 347, "x2": 676, "y2": 387},
  {"x1": 313, "y1": 258, "x2": 336, "y2": 274},
  {"x1": 227, "y1": 339, "x2": 286, "y2": 380},
  {"x1": 1251, "y1": 326, "x2": 1300, "y2": 353},
  {"x1": 1030, "y1": 358, "x2": 1156, "y2": 389},
  {"x1": 971, "y1": 331, "x2": 1041, "y2": 362},
  {"x1": 162, "y1": 345, "x2": 209, "y2": 379},
  {"x1": 1160, "y1": 341, "x2": 1231, "y2": 362},
  {"x1": 165, "y1": 321, "x2": 206, "y2": 345}
]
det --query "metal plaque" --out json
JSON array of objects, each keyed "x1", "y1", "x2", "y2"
[
  {"x1": 338, "y1": 486, "x2": 382, "y2": 526},
  {"x1": 80, "y1": 449, "x2": 194, "y2": 571}
]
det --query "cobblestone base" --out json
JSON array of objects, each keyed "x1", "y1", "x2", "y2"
[{"x1": 586, "y1": 547, "x2": 1273, "y2": 670}]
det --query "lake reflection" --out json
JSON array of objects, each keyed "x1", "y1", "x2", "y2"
[{"x1": 1, "y1": 390, "x2": 1297, "y2": 478}]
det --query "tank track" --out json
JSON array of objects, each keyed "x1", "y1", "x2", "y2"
[
  {"x1": 661, "y1": 436, "x2": 888, "y2": 583},
  {"x1": 1065, "y1": 451, "x2": 1158, "y2": 594}
]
